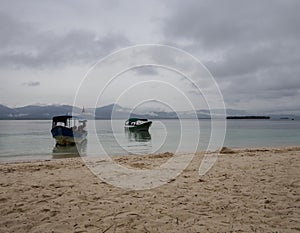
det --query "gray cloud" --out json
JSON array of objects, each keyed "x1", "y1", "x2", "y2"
[
  {"x1": 22, "y1": 81, "x2": 40, "y2": 87},
  {"x1": 161, "y1": 0, "x2": 300, "y2": 112},
  {"x1": 134, "y1": 66, "x2": 159, "y2": 76},
  {"x1": 0, "y1": 11, "x2": 130, "y2": 68},
  {"x1": 163, "y1": 0, "x2": 300, "y2": 50}
]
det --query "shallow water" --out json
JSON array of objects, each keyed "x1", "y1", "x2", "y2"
[{"x1": 0, "y1": 119, "x2": 299, "y2": 162}]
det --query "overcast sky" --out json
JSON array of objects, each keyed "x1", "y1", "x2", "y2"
[{"x1": 1, "y1": 0, "x2": 299, "y2": 113}]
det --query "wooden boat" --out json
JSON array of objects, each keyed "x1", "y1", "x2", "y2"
[
  {"x1": 51, "y1": 115, "x2": 87, "y2": 146},
  {"x1": 124, "y1": 118, "x2": 152, "y2": 132}
]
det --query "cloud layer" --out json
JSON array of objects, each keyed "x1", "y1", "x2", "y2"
[
  {"x1": 0, "y1": 0, "x2": 299, "y2": 113},
  {"x1": 161, "y1": 0, "x2": 300, "y2": 112},
  {"x1": 0, "y1": 11, "x2": 130, "y2": 68}
]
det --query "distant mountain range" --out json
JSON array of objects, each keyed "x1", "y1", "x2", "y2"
[
  {"x1": 0, "y1": 104, "x2": 298, "y2": 120},
  {"x1": 0, "y1": 104, "x2": 77, "y2": 119}
]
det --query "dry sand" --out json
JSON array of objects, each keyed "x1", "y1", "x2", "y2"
[{"x1": 0, "y1": 147, "x2": 299, "y2": 232}]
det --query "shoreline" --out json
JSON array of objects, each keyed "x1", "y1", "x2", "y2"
[
  {"x1": 1, "y1": 145, "x2": 300, "y2": 165},
  {"x1": 1, "y1": 146, "x2": 299, "y2": 232}
]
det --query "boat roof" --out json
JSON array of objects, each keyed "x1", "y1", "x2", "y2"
[
  {"x1": 126, "y1": 118, "x2": 148, "y2": 122},
  {"x1": 52, "y1": 115, "x2": 86, "y2": 122}
]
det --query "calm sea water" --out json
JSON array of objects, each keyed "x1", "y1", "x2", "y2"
[{"x1": 0, "y1": 119, "x2": 299, "y2": 162}]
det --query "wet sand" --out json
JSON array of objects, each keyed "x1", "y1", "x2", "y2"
[{"x1": 0, "y1": 147, "x2": 299, "y2": 232}]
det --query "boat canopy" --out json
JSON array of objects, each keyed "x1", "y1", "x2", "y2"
[
  {"x1": 52, "y1": 115, "x2": 87, "y2": 124},
  {"x1": 127, "y1": 118, "x2": 148, "y2": 122}
]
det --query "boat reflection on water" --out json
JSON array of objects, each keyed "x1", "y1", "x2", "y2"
[
  {"x1": 52, "y1": 139, "x2": 87, "y2": 159},
  {"x1": 126, "y1": 130, "x2": 151, "y2": 142}
]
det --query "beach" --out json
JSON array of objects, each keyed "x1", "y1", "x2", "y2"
[{"x1": 0, "y1": 147, "x2": 299, "y2": 232}]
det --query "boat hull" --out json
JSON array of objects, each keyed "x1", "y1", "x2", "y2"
[
  {"x1": 126, "y1": 130, "x2": 151, "y2": 141},
  {"x1": 51, "y1": 126, "x2": 87, "y2": 146}
]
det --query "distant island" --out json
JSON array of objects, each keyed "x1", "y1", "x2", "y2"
[
  {"x1": 0, "y1": 104, "x2": 298, "y2": 120},
  {"x1": 227, "y1": 116, "x2": 270, "y2": 119}
]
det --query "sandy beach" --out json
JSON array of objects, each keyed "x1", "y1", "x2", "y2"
[{"x1": 0, "y1": 147, "x2": 299, "y2": 232}]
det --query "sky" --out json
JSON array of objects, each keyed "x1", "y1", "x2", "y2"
[{"x1": 0, "y1": 0, "x2": 299, "y2": 114}]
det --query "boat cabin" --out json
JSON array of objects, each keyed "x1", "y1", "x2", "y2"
[
  {"x1": 52, "y1": 115, "x2": 86, "y2": 131},
  {"x1": 125, "y1": 118, "x2": 149, "y2": 126}
]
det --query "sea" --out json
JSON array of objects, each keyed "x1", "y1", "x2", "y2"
[{"x1": 0, "y1": 119, "x2": 299, "y2": 162}]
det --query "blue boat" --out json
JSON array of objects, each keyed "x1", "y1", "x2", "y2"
[{"x1": 51, "y1": 115, "x2": 87, "y2": 146}]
